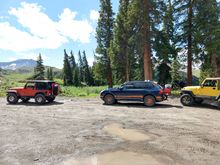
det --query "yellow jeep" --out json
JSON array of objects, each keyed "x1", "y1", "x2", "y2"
[{"x1": 180, "y1": 78, "x2": 220, "y2": 108}]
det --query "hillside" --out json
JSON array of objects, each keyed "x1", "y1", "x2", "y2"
[{"x1": 0, "y1": 59, "x2": 36, "y2": 70}]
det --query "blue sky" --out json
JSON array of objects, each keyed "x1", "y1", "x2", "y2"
[{"x1": 0, "y1": 0, "x2": 119, "y2": 68}]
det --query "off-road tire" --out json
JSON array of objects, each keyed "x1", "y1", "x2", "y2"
[
  {"x1": 144, "y1": 95, "x2": 156, "y2": 107},
  {"x1": 47, "y1": 97, "x2": 55, "y2": 103},
  {"x1": 7, "y1": 93, "x2": 18, "y2": 104},
  {"x1": 180, "y1": 94, "x2": 194, "y2": 106},
  {"x1": 104, "y1": 94, "x2": 115, "y2": 105},
  {"x1": 35, "y1": 94, "x2": 46, "y2": 105},
  {"x1": 21, "y1": 98, "x2": 30, "y2": 103},
  {"x1": 218, "y1": 100, "x2": 220, "y2": 109}
]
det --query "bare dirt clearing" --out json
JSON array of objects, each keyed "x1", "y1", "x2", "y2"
[{"x1": 0, "y1": 97, "x2": 220, "y2": 165}]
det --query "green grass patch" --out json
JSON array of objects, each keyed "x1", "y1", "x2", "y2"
[
  {"x1": 60, "y1": 86, "x2": 107, "y2": 98},
  {"x1": 171, "y1": 90, "x2": 181, "y2": 96}
]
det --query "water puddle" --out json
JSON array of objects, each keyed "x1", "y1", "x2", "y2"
[
  {"x1": 103, "y1": 123, "x2": 156, "y2": 141},
  {"x1": 61, "y1": 151, "x2": 173, "y2": 165}
]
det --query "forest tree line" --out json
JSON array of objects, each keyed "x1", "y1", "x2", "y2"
[
  {"x1": 94, "y1": 0, "x2": 220, "y2": 87},
  {"x1": 33, "y1": 0, "x2": 220, "y2": 87}
]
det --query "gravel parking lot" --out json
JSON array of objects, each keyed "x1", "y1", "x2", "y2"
[{"x1": 0, "y1": 97, "x2": 220, "y2": 165}]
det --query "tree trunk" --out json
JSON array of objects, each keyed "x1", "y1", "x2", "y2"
[
  {"x1": 187, "y1": 0, "x2": 193, "y2": 86},
  {"x1": 143, "y1": 1, "x2": 152, "y2": 81},
  {"x1": 211, "y1": 52, "x2": 219, "y2": 77},
  {"x1": 107, "y1": 60, "x2": 113, "y2": 88},
  {"x1": 125, "y1": 48, "x2": 130, "y2": 81}
]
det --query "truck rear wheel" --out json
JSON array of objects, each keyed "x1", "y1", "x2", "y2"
[
  {"x1": 47, "y1": 96, "x2": 55, "y2": 103},
  {"x1": 35, "y1": 94, "x2": 46, "y2": 105},
  {"x1": 7, "y1": 93, "x2": 18, "y2": 104},
  {"x1": 180, "y1": 94, "x2": 194, "y2": 106}
]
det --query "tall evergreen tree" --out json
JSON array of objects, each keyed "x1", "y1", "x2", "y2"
[
  {"x1": 46, "y1": 67, "x2": 53, "y2": 80},
  {"x1": 174, "y1": 0, "x2": 196, "y2": 85},
  {"x1": 78, "y1": 51, "x2": 84, "y2": 83},
  {"x1": 110, "y1": 0, "x2": 133, "y2": 83},
  {"x1": 194, "y1": 0, "x2": 220, "y2": 77},
  {"x1": 127, "y1": 0, "x2": 164, "y2": 81},
  {"x1": 95, "y1": 0, "x2": 114, "y2": 87},
  {"x1": 73, "y1": 66, "x2": 80, "y2": 87},
  {"x1": 63, "y1": 49, "x2": 73, "y2": 86},
  {"x1": 82, "y1": 51, "x2": 94, "y2": 86},
  {"x1": 33, "y1": 53, "x2": 45, "y2": 80},
  {"x1": 69, "y1": 50, "x2": 76, "y2": 71}
]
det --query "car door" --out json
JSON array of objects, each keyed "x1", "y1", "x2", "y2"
[
  {"x1": 24, "y1": 82, "x2": 36, "y2": 96},
  {"x1": 114, "y1": 82, "x2": 143, "y2": 101},
  {"x1": 198, "y1": 79, "x2": 219, "y2": 97}
]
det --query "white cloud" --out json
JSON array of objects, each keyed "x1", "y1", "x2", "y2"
[
  {"x1": 0, "y1": 2, "x2": 94, "y2": 52},
  {"x1": 87, "y1": 57, "x2": 94, "y2": 66},
  {"x1": 89, "y1": 10, "x2": 99, "y2": 21},
  {"x1": 58, "y1": 8, "x2": 94, "y2": 43}
]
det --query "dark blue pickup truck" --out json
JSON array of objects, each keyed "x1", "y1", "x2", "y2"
[{"x1": 100, "y1": 81, "x2": 167, "y2": 107}]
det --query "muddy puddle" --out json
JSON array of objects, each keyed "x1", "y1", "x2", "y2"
[
  {"x1": 61, "y1": 151, "x2": 173, "y2": 165},
  {"x1": 103, "y1": 123, "x2": 157, "y2": 142}
]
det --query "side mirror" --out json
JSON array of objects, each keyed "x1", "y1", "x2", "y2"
[
  {"x1": 201, "y1": 84, "x2": 204, "y2": 88},
  {"x1": 119, "y1": 86, "x2": 124, "y2": 90}
]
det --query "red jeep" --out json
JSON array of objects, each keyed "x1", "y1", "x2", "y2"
[{"x1": 7, "y1": 80, "x2": 60, "y2": 104}]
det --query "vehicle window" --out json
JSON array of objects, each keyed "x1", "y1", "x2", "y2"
[
  {"x1": 203, "y1": 80, "x2": 217, "y2": 87},
  {"x1": 124, "y1": 82, "x2": 135, "y2": 89},
  {"x1": 25, "y1": 82, "x2": 35, "y2": 89},
  {"x1": 36, "y1": 82, "x2": 49, "y2": 90},
  {"x1": 135, "y1": 82, "x2": 155, "y2": 89}
]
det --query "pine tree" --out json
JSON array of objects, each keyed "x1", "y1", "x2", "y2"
[
  {"x1": 63, "y1": 49, "x2": 73, "y2": 86},
  {"x1": 82, "y1": 51, "x2": 94, "y2": 86},
  {"x1": 155, "y1": 0, "x2": 176, "y2": 85},
  {"x1": 194, "y1": 0, "x2": 220, "y2": 77},
  {"x1": 171, "y1": 58, "x2": 181, "y2": 84},
  {"x1": 73, "y1": 66, "x2": 80, "y2": 87},
  {"x1": 110, "y1": 0, "x2": 132, "y2": 83},
  {"x1": 47, "y1": 67, "x2": 53, "y2": 80},
  {"x1": 95, "y1": 0, "x2": 114, "y2": 87},
  {"x1": 127, "y1": 0, "x2": 164, "y2": 81},
  {"x1": 174, "y1": 0, "x2": 196, "y2": 85},
  {"x1": 69, "y1": 50, "x2": 76, "y2": 71},
  {"x1": 78, "y1": 51, "x2": 84, "y2": 83},
  {"x1": 33, "y1": 53, "x2": 45, "y2": 80}
]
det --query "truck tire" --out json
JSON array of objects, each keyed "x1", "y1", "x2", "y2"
[
  {"x1": 35, "y1": 94, "x2": 46, "y2": 105},
  {"x1": 104, "y1": 94, "x2": 115, "y2": 105},
  {"x1": 47, "y1": 96, "x2": 55, "y2": 103},
  {"x1": 218, "y1": 100, "x2": 220, "y2": 109},
  {"x1": 180, "y1": 94, "x2": 194, "y2": 106},
  {"x1": 144, "y1": 95, "x2": 156, "y2": 107},
  {"x1": 7, "y1": 93, "x2": 18, "y2": 104}
]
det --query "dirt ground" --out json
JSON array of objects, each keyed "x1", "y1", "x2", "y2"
[{"x1": 0, "y1": 96, "x2": 220, "y2": 165}]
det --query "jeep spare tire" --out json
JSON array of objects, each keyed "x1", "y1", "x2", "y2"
[
  {"x1": 35, "y1": 94, "x2": 46, "y2": 104},
  {"x1": 7, "y1": 93, "x2": 18, "y2": 104},
  {"x1": 180, "y1": 94, "x2": 194, "y2": 106}
]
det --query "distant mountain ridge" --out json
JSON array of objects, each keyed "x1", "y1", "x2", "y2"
[{"x1": 0, "y1": 59, "x2": 36, "y2": 70}]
